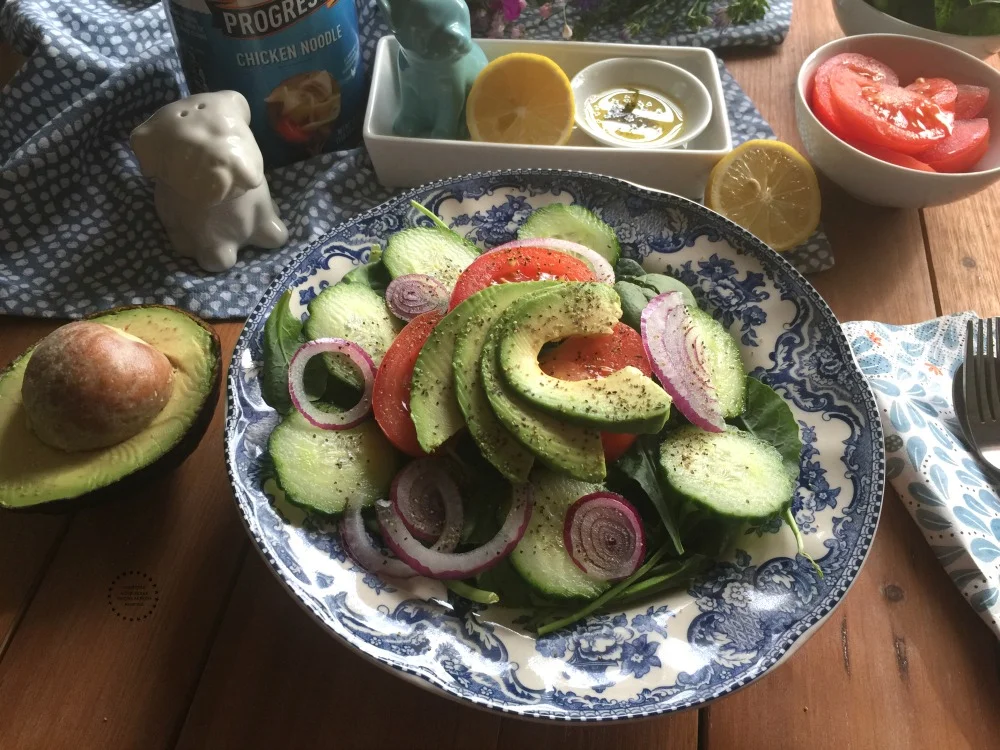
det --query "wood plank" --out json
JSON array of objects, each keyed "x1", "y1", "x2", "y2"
[
  {"x1": 175, "y1": 553, "x2": 502, "y2": 750},
  {"x1": 923, "y1": 184, "x2": 1000, "y2": 317},
  {"x1": 0, "y1": 324, "x2": 249, "y2": 750},
  {"x1": 496, "y1": 711, "x2": 697, "y2": 750},
  {"x1": 704, "y1": 4, "x2": 1000, "y2": 750}
]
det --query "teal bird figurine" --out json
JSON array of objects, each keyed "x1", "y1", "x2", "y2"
[{"x1": 377, "y1": 0, "x2": 488, "y2": 140}]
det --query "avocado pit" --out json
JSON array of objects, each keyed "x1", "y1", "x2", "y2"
[{"x1": 21, "y1": 321, "x2": 175, "y2": 452}]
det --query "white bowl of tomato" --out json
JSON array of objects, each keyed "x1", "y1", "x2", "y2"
[{"x1": 795, "y1": 33, "x2": 1000, "y2": 208}]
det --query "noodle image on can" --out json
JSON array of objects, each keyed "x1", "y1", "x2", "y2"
[{"x1": 163, "y1": 0, "x2": 365, "y2": 167}]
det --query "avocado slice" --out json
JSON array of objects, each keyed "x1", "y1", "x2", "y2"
[
  {"x1": 452, "y1": 281, "x2": 560, "y2": 482},
  {"x1": 410, "y1": 308, "x2": 469, "y2": 454},
  {"x1": 482, "y1": 304, "x2": 606, "y2": 483},
  {"x1": 500, "y1": 283, "x2": 672, "y2": 434},
  {"x1": 0, "y1": 306, "x2": 221, "y2": 510}
]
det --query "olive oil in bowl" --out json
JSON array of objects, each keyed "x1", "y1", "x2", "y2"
[{"x1": 585, "y1": 87, "x2": 685, "y2": 147}]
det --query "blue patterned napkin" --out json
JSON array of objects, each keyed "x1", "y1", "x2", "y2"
[
  {"x1": 844, "y1": 315, "x2": 1000, "y2": 639},
  {"x1": 0, "y1": 0, "x2": 829, "y2": 320}
]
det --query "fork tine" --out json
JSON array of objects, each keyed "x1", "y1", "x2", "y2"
[
  {"x1": 976, "y1": 319, "x2": 989, "y2": 423},
  {"x1": 987, "y1": 318, "x2": 997, "y2": 421},
  {"x1": 989, "y1": 318, "x2": 1000, "y2": 423},
  {"x1": 966, "y1": 319, "x2": 983, "y2": 424}
]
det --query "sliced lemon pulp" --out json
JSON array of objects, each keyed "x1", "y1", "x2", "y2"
[
  {"x1": 466, "y1": 53, "x2": 575, "y2": 146},
  {"x1": 705, "y1": 140, "x2": 821, "y2": 252}
]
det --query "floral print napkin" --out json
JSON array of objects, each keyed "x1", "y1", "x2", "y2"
[{"x1": 844, "y1": 314, "x2": 1000, "y2": 638}]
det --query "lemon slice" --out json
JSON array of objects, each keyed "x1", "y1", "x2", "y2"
[
  {"x1": 466, "y1": 53, "x2": 575, "y2": 146},
  {"x1": 705, "y1": 140, "x2": 821, "y2": 252}
]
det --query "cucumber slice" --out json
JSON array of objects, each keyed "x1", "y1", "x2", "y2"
[
  {"x1": 510, "y1": 467, "x2": 612, "y2": 600},
  {"x1": 304, "y1": 283, "x2": 403, "y2": 389},
  {"x1": 518, "y1": 204, "x2": 621, "y2": 265},
  {"x1": 269, "y1": 411, "x2": 400, "y2": 516},
  {"x1": 383, "y1": 227, "x2": 480, "y2": 289},
  {"x1": 687, "y1": 306, "x2": 747, "y2": 418},
  {"x1": 658, "y1": 426, "x2": 795, "y2": 519}
]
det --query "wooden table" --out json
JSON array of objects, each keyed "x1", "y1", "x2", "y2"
[{"x1": 3, "y1": 4, "x2": 1000, "y2": 748}]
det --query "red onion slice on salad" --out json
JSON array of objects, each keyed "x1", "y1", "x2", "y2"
[
  {"x1": 564, "y1": 492, "x2": 646, "y2": 580},
  {"x1": 340, "y1": 496, "x2": 417, "y2": 579},
  {"x1": 288, "y1": 338, "x2": 375, "y2": 430},
  {"x1": 488, "y1": 238, "x2": 615, "y2": 285},
  {"x1": 377, "y1": 484, "x2": 533, "y2": 580},
  {"x1": 640, "y1": 291, "x2": 726, "y2": 432},
  {"x1": 385, "y1": 274, "x2": 449, "y2": 321},
  {"x1": 390, "y1": 458, "x2": 464, "y2": 552}
]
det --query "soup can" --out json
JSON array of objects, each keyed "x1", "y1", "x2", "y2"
[{"x1": 163, "y1": 0, "x2": 365, "y2": 167}]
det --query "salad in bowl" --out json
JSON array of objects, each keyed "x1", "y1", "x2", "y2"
[
  {"x1": 226, "y1": 170, "x2": 883, "y2": 720},
  {"x1": 263, "y1": 200, "x2": 812, "y2": 635}
]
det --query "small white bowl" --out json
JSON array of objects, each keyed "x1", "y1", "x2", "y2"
[
  {"x1": 570, "y1": 58, "x2": 712, "y2": 149},
  {"x1": 795, "y1": 34, "x2": 1000, "y2": 208},
  {"x1": 833, "y1": 0, "x2": 1000, "y2": 59}
]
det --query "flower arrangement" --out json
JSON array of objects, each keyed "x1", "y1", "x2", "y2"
[{"x1": 467, "y1": 0, "x2": 770, "y2": 40}]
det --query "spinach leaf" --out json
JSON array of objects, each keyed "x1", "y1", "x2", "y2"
[
  {"x1": 732, "y1": 377, "x2": 822, "y2": 576},
  {"x1": 614, "y1": 257, "x2": 647, "y2": 280},
  {"x1": 939, "y1": 0, "x2": 1000, "y2": 35},
  {"x1": 260, "y1": 290, "x2": 326, "y2": 414},
  {"x1": 342, "y1": 245, "x2": 392, "y2": 295},
  {"x1": 614, "y1": 280, "x2": 655, "y2": 331},
  {"x1": 732, "y1": 376, "x2": 802, "y2": 481},
  {"x1": 614, "y1": 434, "x2": 684, "y2": 555}
]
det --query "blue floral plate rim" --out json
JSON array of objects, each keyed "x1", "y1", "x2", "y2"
[{"x1": 224, "y1": 167, "x2": 886, "y2": 721}]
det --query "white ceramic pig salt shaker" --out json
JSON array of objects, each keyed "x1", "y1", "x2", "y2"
[{"x1": 130, "y1": 90, "x2": 289, "y2": 273}]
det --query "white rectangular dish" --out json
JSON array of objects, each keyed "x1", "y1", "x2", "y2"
[{"x1": 363, "y1": 38, "x2": 732, "y2": 200}]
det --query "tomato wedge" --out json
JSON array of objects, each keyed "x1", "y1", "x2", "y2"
[
  {"x1": 850, "y1": 140, "x2": 936, "y2": 172},
  {"x1": 449, "y1": 247, "x2": 595, "y2": 310},
  {"x1": 373, "y1": 310, "x2": 443, "y2": 457},
  {"x1": 905, "y1": 78, "x2": 958, "y2": 111},
  {"x1": 917, "y1": 119, "x2": 990, "y2": 173},
  {"x1": 810, "y1": 53, "x2": 899, "y2": 133},
  {"x1": 955, "y1": 84, "x2": 990, "y2": 120},
  {"x1": 830, "y1": 68, "x2": 951, "y2": 155},
  {"x1": 539, "y1": 322, "x2": 652, "y2": 462}
]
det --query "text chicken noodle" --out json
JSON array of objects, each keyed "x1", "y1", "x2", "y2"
[{"x1": 164, "y1": 0, "x2": 364, "y2": 167}]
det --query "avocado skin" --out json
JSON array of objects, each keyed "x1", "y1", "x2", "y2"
[{"x1": 0, "y1": 305, "x2": 222, "y2": 514}]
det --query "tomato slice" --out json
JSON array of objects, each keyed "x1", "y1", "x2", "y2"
[
  {"x1": 539, "y1": 322, "x2": 651, "y2": 462},
  {"x1": 850, "y1": 140, "x2": 936, "y2": 172},
  {"x1": 905, "y1": 78, "x2": 958, "y2": 111},
  {"x1": 830, "y1": 68, "x2": 951, "y2": 155},
  {"x1": 955, "y1": 84, "x2": 990, "y2": 120},
  {"x1": 917, "y1": 118, "x2": 990, "y2": 173},
  {"x1": 449, "y1": 247, "x2": 595, "y2": 310},
  {"x1": 372, "y1": 310, "x2": 444, "y2": 457},
  {"x1": 810, "y1": 53, "x2": 899, "y2": 134}
]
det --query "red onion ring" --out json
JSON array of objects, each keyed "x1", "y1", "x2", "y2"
[
  {"x1": 564, "y1": 492, "x2": 646, "y2": 580},
  {"x1": 340, "y1": 496, "x2": 417, "y2": 579},
  {"x1": 488, "y1": 238, "x2": 615, "y2": 285},
  {"x1": 376, "y1": 484, "x2": 533, "y2": 580},
  {"x1": 385, "y1": 274, "x2": 449, "y2": 322},
  {"x1": 640, "y1": 291, "x2": 726, "y2": 432},
  {"x1": 288, "y1": 338, "x2": 375, "y2": 430},
  {"x1": 390, "y1": 458, "x2": 464, "y2": 552}
]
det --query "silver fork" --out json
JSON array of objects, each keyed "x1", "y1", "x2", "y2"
[{"x1": 963, "y1": 318, "x2": 1000, "y2": 471}]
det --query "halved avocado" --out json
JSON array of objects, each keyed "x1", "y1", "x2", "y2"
[{"x1": 0, "y1": 305, "x2": 221, "y2": 511}]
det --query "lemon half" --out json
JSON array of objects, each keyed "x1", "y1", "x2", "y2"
[
  {"x1": 705, "y1": 140, "x2": 821, "y2": 252},
  {"x1": 466, "y1": 53, "x2": 575, "y2": 146}
]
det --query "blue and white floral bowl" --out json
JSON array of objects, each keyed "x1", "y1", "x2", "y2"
[{"x1": 225, "y1": 170, "x2": 885, "y2": 721}]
